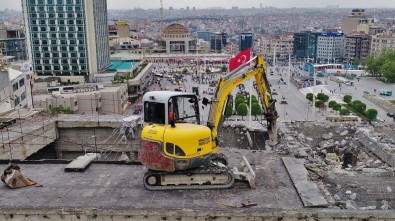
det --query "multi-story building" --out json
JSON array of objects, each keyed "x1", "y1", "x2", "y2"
[
  {"x1": 342, "y1": 9, "x2": 374, "y2": 35},
  {"x1": 160, "y1": 24, "x2": 196, "y2": 54},
  {"x1": 293, "y1": 31, "x2": 320, "y2": 60},
  {"x1": 344, "y1": 32, "x2": 370, "y2": 64},
  {"x1": 210, "y1": 32, "x2": 227, "y2": 53},
  {"x1": 0, "y1": 28, "x2": 28, "y2": 61},
  {"x1": 197, "y1": 31, "x2": 211, "y2": 42},
  {"x1": 0, "y1": 67, "x2": 33, "y2": 114},
  {"x1": 261, "y1": 35, "x2": 293, "y2": 60},
  {"x1": 21, "y1": 0, "x2": 111, "y2": 79},
  {"x1": 370, "y1": 34, "x2": 395, "y2": 56},
  {"x1": 33, "y1": 83, "x2": 128, "y2": 115},
  {"x1": 316, "y1": 32, "x2": 344, "y2": 63},
  {"x1": 239, "y1": 32, "x2": 253, "y2": 51}
]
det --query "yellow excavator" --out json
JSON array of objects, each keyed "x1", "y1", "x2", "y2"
[{"x1": 138, "y1": 55, "x2": 278, "y2": 190}]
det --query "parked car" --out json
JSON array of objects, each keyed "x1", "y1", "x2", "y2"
[{"x1": 387, "y1": 113, "x2": 395, "y2": 118}]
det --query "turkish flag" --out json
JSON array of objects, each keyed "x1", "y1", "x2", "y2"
[{"x1": 229, "y1": 48, "x2": 251, "y2": 72}]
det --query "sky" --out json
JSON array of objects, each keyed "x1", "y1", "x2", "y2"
[{"x1": 1, "y1": 0, "x2": 394, "y2": 11}]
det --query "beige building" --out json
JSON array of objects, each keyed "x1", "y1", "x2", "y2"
[
  {"x1": 261, "y1": 35, "x2": 293, "y2": 60},
  {"x1": 161, "y1": 24, "x2": 196, "y2": 54},
  {"x1": 344, "y1": 32, "x2": 370, "y2": 63},
  {"x1": 33, "y1": 84, "x2": 128, "y2": 115},
  {"x1": 116, "y1": 21, "x2": 130, "y2": 38},
  {"x1": 341, "y1": 9, "x2": 374, "y2": 35},
  {"x1": 370, "y1": 34, "x2": 395, "y2": 56}
]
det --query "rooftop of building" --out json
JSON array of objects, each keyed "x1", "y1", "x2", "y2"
[
  {"x1": 162, "y1": 23, "x2": 189, "y2": 35},
  {"x1": 110, "y1": 52, "x2": 143, "y2": 61},
  {"x1": 106, "y1": 61, "x2": 140, "y2": 72},
  {"x1": 7, "y1": 67, "x2": 23, "y2": 81}
]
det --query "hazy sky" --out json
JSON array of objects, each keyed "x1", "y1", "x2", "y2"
[{"x1": 1, "y1": 0, "x2": 394, "y2": 10}]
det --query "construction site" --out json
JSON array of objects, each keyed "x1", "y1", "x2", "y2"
[{"x1": 0, "y1": 106, "x2": 395, "y2": 220}]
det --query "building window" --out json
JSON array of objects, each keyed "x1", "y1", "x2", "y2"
[
  {"x1": 21, "y1": 92, "x2": 26, "y2": 101},
  {"x1": 19, "y1": 78, "x2": 25, "y2": 87},
  {"x1": 14, "y1": 97, "x2": 20, "y2": 107},
  {"x1": 13, "y1": 83, "x2": 19, "y2": 92}
]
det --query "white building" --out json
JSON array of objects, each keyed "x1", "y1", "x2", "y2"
[
  {"x1": 261, "y1": 35, "x2": 293, "y2": 60},
  {"x1": 0, "y1": 67, "x2": 33, "y2": 115},
  {"x1": 316, "y1": 32, "x2": 345, "y2": 63}
]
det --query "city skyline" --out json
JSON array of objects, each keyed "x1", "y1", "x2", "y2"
[{"x1": 1, "y1": 0, "x2": 395, "y2": 11}]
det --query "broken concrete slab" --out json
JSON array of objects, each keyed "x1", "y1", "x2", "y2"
[
  {"x1": 282, "y1": 157, "x2": 328, "y2": 208},
  {"x1": 65, "y1": 153, "x2": 99, "y2": 172}
]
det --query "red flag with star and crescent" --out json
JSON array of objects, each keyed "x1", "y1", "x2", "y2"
[{"x1": 229, "y1": 48, "x2": 251, "y2": 72}]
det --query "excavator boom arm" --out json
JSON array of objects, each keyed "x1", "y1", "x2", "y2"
[{"x1": 207, "y1": 55, "x2": 278, "y2": 146}]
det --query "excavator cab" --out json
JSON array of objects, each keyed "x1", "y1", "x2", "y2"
[{"x1": 139, "y1": 91, "x2": 214, "y2": 172}]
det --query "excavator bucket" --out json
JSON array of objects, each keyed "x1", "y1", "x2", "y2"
[
  {"x1": 231, "y1": 155, "x2": 256, "y2": 188},
  {"x1": 1, "y1": 163, "x2": 37, "y2": 189}
]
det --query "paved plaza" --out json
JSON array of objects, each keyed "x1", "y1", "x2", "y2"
[{"x1": 127, "y1": 61, "x2": 395, "y2": 125}]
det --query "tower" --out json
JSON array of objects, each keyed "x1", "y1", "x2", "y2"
[{"x1": 21, "y1": 0, "x2": 111, "y2": 79}]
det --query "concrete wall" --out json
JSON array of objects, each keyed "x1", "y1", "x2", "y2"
[
  {"x1": 0, "y1": 121, "x2": 57, "y2": 160},
  {"x1": 2, "y1": 208, "x2": 395, "y2": 221},
  {"x1": 56, "y1": 127, "x2": 141, "y2": 160}
]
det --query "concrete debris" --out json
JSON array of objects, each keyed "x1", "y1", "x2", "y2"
[
  {"x1": 340, "y1": 130, "x2": 349, "y2": 136},
  {"x1": 350, "y1": 193, "x2": 357, "y2": 200},
  {"x1": 322, "y1": 132, "x2": 333, "y2": 140},
  {"x1": 381, "y1": 200, "x2": 390, "y2": 210},
  {"x1": 345, "y1": 190, "x2": 352, "y2": 195},
  {"x1": 333, "y1": 194, "x2": 341, "y2": 201},
  {"x1": 246, "y1": 131, "x2": 253, "y2": 148},
  {"x1": 387, "y1": 186, "x2": 392, "y2": 193}
]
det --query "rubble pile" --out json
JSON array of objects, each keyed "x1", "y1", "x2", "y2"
[{"x1": 278, "y1": 121, "x2": 395, "y2": 210}]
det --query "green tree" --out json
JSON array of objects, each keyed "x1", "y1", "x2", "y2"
[
  {"x1": 340, "y1": 108, "x2": 350, "y2": 115},
  {"x1": 315, "y1": 100, "x2": 324, "y2": 109},
  {"x1": 235, "y1": 93, "x2": 245, "y2": 101},
  {"x1": 355, "y1": 102, "x2": 367, "y2": 113},
  {"x1": 380, "y1": 60, "x2": 395, "y2": 83},
  {"x1": 225, "y1": 104, "x2": 233, "y2": 118},
  {"x1": 237, "y1": 103, "x2": 248, "y2": 120},
  {"x1": 235, "y1": 97, "x2": 245, "y2": 111},
  {"x1": 343, "y1": 95, "x2": 352, "y2": 104},
  {"x1": 365, "y1": 49, "x2": 395, "y2": 78},
  {"x1": 365, "y1": 109, "x2": 378, "y2": 121},
  {"x1": 251, "y1": 102, "x2": 262, "y2": 120},
  {"x1": 317, "y1": 93, "x2": 329, "y2": 102},
  {"x1": 306, "y1": 93, "x2": 314, "y2": 102},
  {"x1": 333, "y1": 104, "x2": 342, "y2": 114},
  {"x1": 328, "y1": 100, "x2": 337, "y2": 108},
  {"x1": 221, "y1": 65, "x2": 227, "y2": 72},
  {"x1": 351, "y1": 100, "x2": 362, "y2": 108},
  {"x1": 246, "y1": 95, "x2": 258, "y2": 107}
]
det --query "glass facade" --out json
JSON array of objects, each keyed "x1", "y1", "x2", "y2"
[
  {"x1": 239, "y1": 32, "x2": 253, "y2": 51},
  {"x1": 23, "y1": 0, "x2": 110, "y2": 77}
]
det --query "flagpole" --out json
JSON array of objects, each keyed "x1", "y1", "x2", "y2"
[{"x1": 249, "y1": 48, "x2": 252, "y2": 123}]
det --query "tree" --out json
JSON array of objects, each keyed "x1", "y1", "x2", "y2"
[
  {"x1": 251, "y1": 103, "x2": 262, "y2": 120},
  {"x1": 365, "y1": 109, "x2": 378, "y2": 121},
  {"x1": 351, "y1": 100, "x2": 362, "y2": 108},
  {"x1": 340, "y1": 108, "x2": 350, "y2": 115},
  {"x1": 328, "y1": 100, "x2": 337, "y2": 108},
  {"x1": 365, "y1": 49, "x2": 395, "y2": 78},
  {"x1": 343, "y1": 95, "x2": 352, "y2": 104},
  {"x1": 355, "y1": 102, "x2": 367, "y2": 113},
  {"x1": 237, "y1": 103, "x2": 248, "y2": 120},
  {"x1": 380, "y1": 60, "x2": 395, "y2": 83},
  {"x1": 225, "y1": 104, "x2": 233, "y2": 118},
  {"x1": 235, "y1": 97, "x2": 245, "y2": 111},
  {"x1": 315, "y1": 100, "x2": 324, "y2": 111},
  {"x1": 333, "y1": 104, "x2": 342, "y2": 114},
  {"x1": 306, "y1": 93, "x2": 314, "y2": 102},
  {"x1": 221, "y1": 65, "x2": 227, "y2": 72},
  {"x1": 317, "y1": 93, "x2": 329, "y2": 102},
  {"x1": 182, "y1": 68, "x2": 188, "y2": 74},
  {"x1": 246, "y1": 95, "x2": 258, "y2": 107},
  {"x1": 235, "y1": 93, "x2": 245, "y2": 101}
]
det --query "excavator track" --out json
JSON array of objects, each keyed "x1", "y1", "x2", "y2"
[{"x1": 143, "y1": 164, "x2": 235, "y2": 190}]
